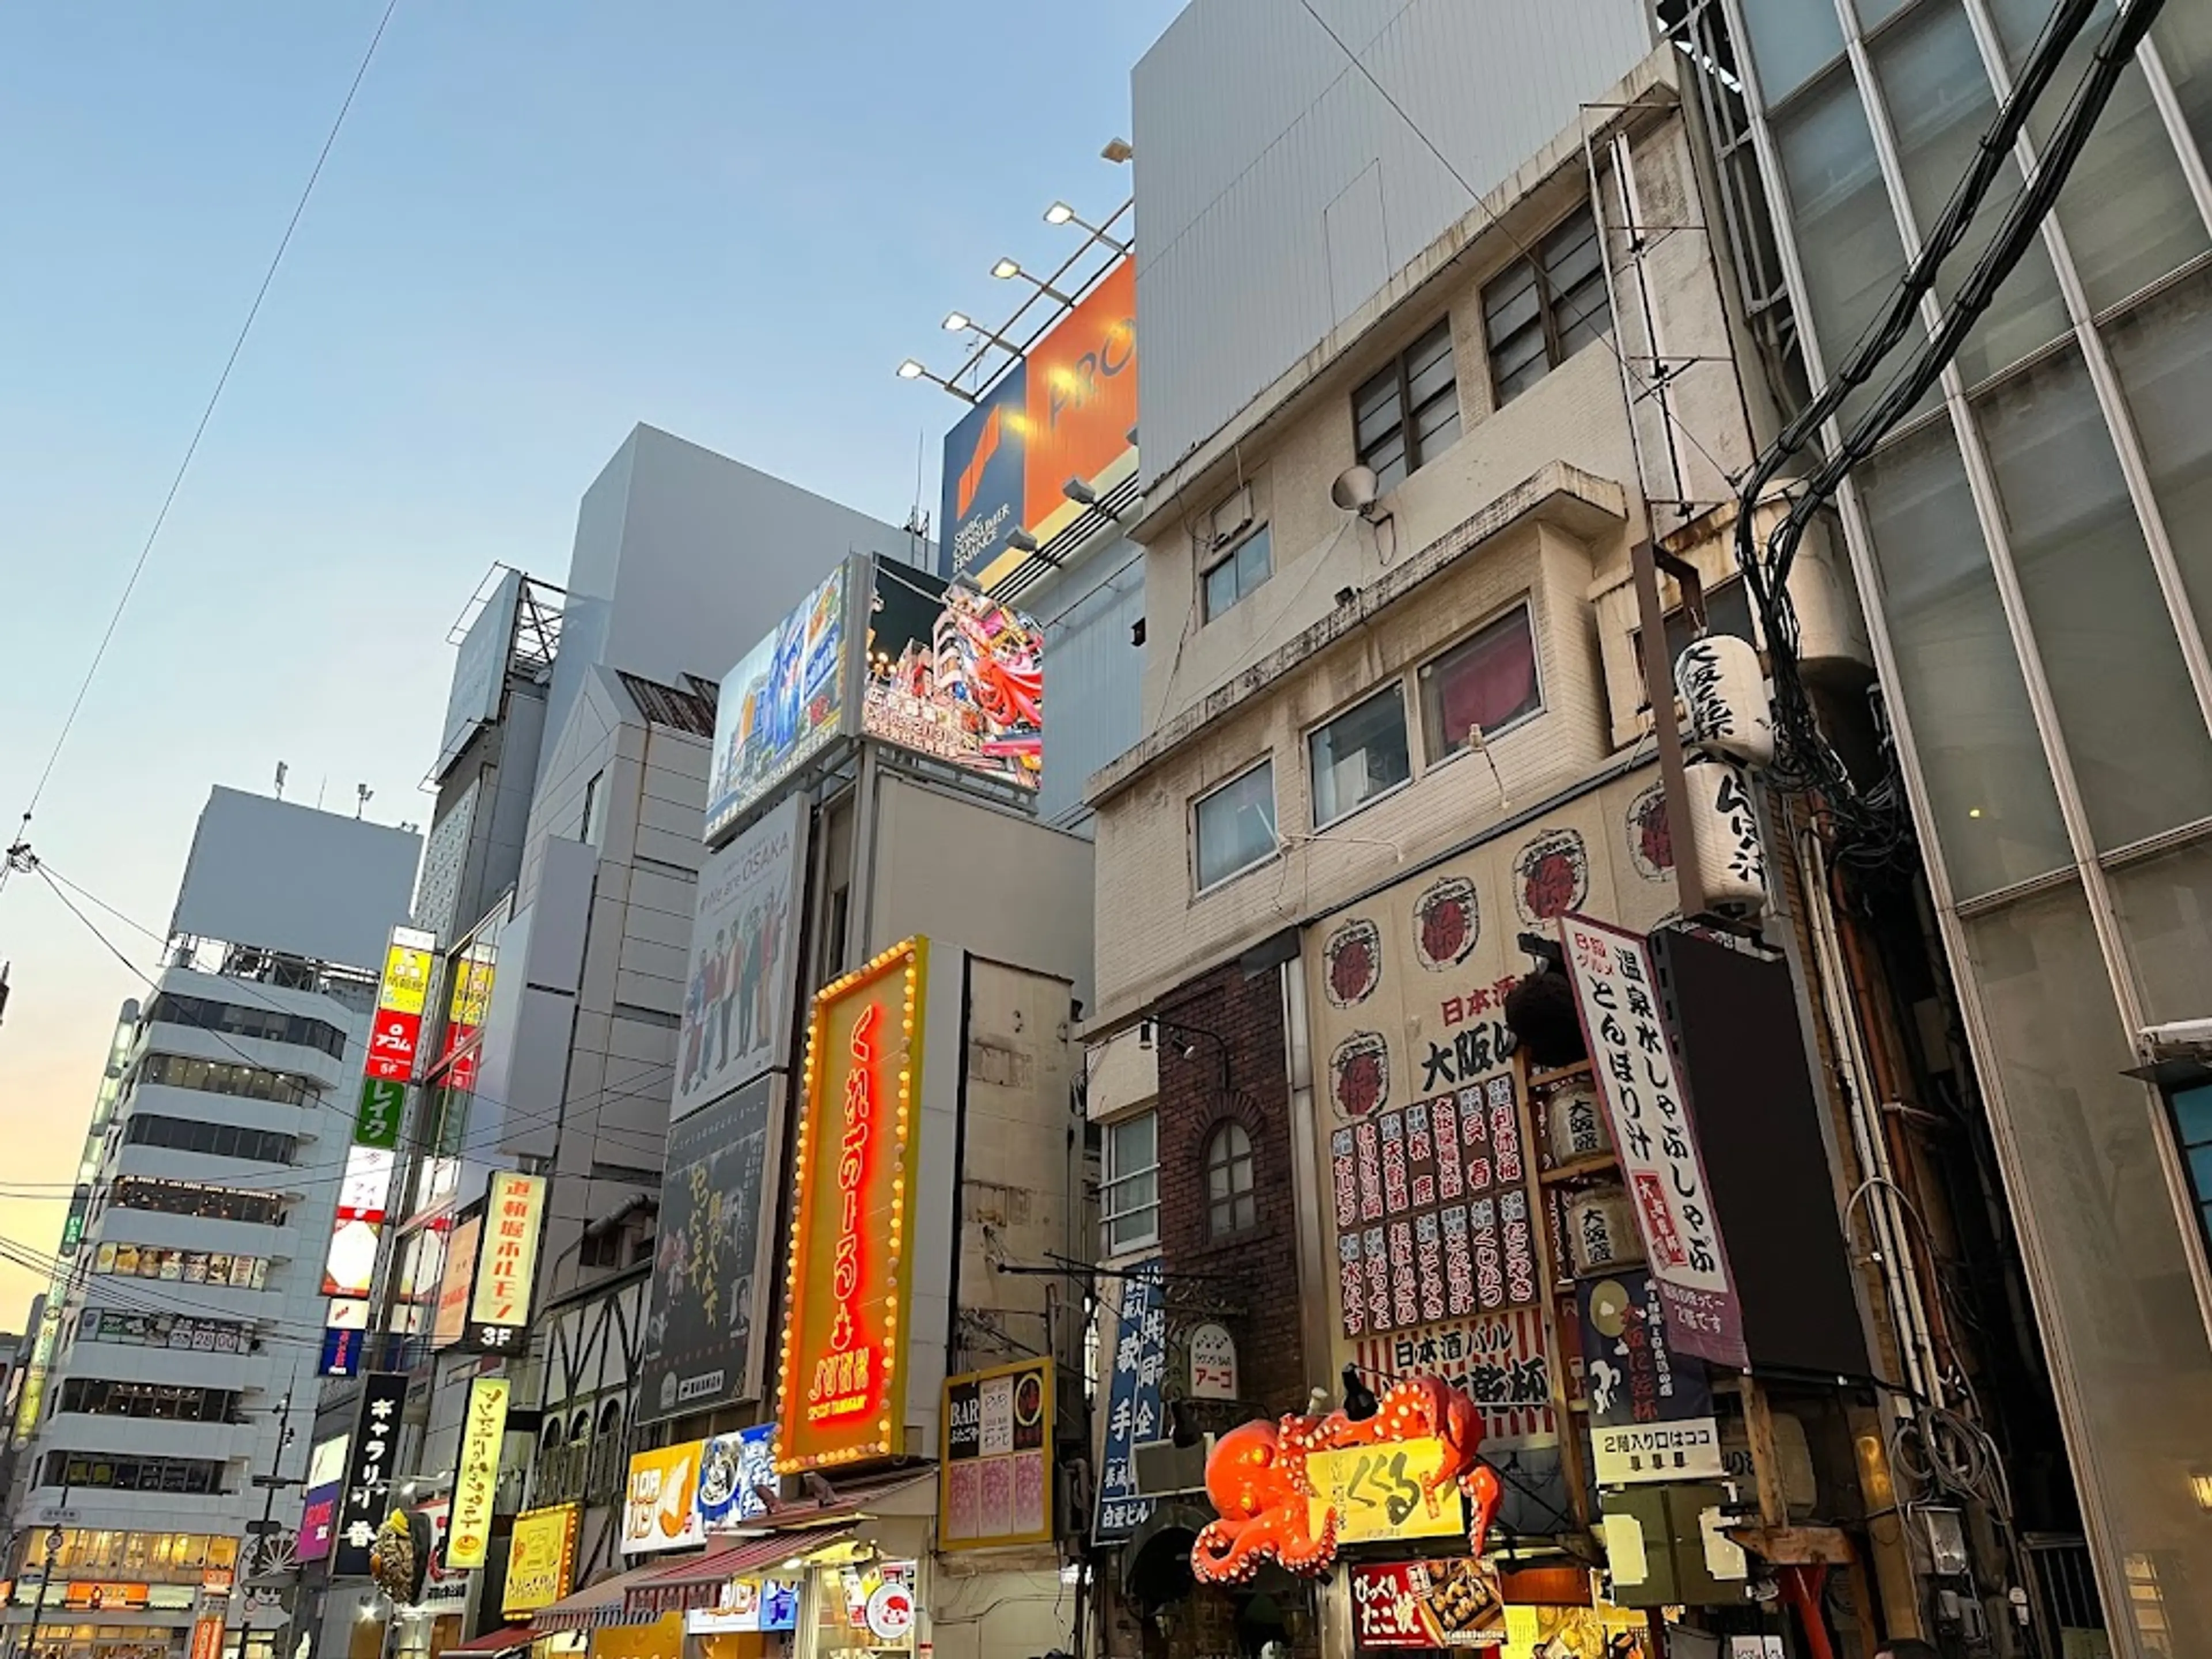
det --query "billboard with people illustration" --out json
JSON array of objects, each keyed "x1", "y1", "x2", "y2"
[{"x1": 673, "y1": 793, "x2": 809, "y2": 1125}]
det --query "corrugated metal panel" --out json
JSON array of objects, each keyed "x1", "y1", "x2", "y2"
[
  {"x1": 1034, "y1": 541, "x2": 1147, "y2": 832},
  {"x1": 1133, "y1": 0, "x2": 1654, "y2": 480}
]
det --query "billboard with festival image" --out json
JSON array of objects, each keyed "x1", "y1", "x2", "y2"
[{"x1": 862, "y1": 562, "x2": 1042, "y2": 792}]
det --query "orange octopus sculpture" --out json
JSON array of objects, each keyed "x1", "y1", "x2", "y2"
[{"x1": 1188, "y1": 1374, "x2": 1503, "y2": 1586}]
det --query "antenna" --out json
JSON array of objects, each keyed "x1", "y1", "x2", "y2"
[
  {"x1": 274, "y1": 762, "x2": 289, "y2": 801},
  {"x1": 354, "y1": 784, "x2": 373, "y2": 820}
]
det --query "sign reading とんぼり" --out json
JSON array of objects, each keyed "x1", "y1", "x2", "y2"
[
  {"x1": 941, "y1": 1358, "x2": 1052, "y2": 1550},
  {"x1": 775, "y1": 940, "x2": 930, "y2": 1472},
  {"x1": 503, "y1": 1505, "x2": 579, "y2": 1616},
  {"x1": 1557, "y1": 914, "x2": 1747, "y2": 1370}
]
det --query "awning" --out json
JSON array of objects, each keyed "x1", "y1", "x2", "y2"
[
  {"x1": 529, "y1": 1562, "x2": 675, "y2": 1633},
  {"x1": 624, "y1": 1526, "x2": 854, "y2": 1619},
  {"x1": 441, "y1": 1628, "x2": 539, "y2": 1655}
]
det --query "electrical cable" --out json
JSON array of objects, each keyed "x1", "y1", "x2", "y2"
[{"x1": 2, "y1": 0, "x2": 402, "y2": 887}]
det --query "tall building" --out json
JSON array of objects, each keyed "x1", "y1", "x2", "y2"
[
  {"x1": 1674, "y1": 0, "x2": 2212, "y2": 1647},
  {"x1": 5, "y1": 789, "x2": 419, "y2": 1659}
]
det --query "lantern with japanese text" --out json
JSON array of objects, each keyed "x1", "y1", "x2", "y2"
[
  {"x1": 1674, "y1": 634, "x2": 1772, "y2": 770},
  {"x1": 1681, "y1": 759, "x2": 1769, "y2": 916}
]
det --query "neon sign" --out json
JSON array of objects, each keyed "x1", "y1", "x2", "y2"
[{"x1": 777, "y1": 939, "x2": 929, "y2": 1472}]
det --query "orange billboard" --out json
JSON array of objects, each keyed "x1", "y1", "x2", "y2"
[
  {"x1": 1022, "y1": 256, "x2": 1137, "y2": 524},
  {"x1": 775, "y1": 939, "x2": 932, "y2": 1472}
]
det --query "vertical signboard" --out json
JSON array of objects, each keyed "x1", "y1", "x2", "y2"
[
  {"x1": 334, "y1": 1372, "x2": 410, "y2": 1576},
  {"x1": 297, "y1": 1434, "x2": 350, "y2": 1563},
  {"x1": 673, "y1": 796, "x2": 810, "y2": 1123},
  {"x1": 323, "y1": 927, "x2": 435, "y2": 1372},
  {"x1": 623, "y1": 1444, "x2": 707, "y2": 1555},
  {"x1": 448, "y1": 1376, "x2": 510, "y2": 1568},
  {"x1": 774, "y1": 940, "x2": 930, "y2": 1472},
  {"x1": 431, "y1": 1215, "x2": 481, "y2": 1351},
  {"x1": 1577, "y1": 1270, "x2": 1722, "y2": 1485},
  {"x1": 437, "y1": 567, "x2": 522, "y2": 781},
  {"x1": 940, "y1": 1359, "x2": 1053, "y2": 1549},
  {"x1": 1092, "y1": 1265, "x2": 1165, "y2": 1543},
  {"x1": 705, "y1": 563, "x2": 854, "y2": 844},
  {"x1": 465, "y1": 1173, "x2": 547, "y2": 1352},
  {"x1": 641, "y1": 1077, "x2": 783, "y2": 1424},
  {"x1": 1557, "y1": 914, "x2": 1746, "y2": 1370}
]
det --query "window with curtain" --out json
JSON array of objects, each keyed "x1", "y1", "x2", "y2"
[
  {"x1": 1309, "y1": 687, "x2": 1412, "y2": 827},
  {"x1": 1205, "y1": 1122, "x2": 1256, "y2": 1238},
  {"x1": 1193, "y1": 762, "x2": 1279, "y2": 891},
  {"x1": 1418, "y1": 606, "x2": 1541, "y2": 760}
]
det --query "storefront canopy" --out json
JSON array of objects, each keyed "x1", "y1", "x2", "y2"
[
  {"x1": 625, "y1": 1525, "x2": 859, "y2": 1619},
  {"x1": 530, "y1": 1562, "x2": 675, "y2": 1633},
  {"x1": 441, "y1": 1629, "x2": 539, "y2": 1655}
]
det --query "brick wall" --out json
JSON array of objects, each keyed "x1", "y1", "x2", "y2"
[{"x1": 1152, "y1": 960, "x2": 1312, "y2": 1417}]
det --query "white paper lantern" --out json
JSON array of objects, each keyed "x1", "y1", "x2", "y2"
[
  {"x1": 1675, "y1": 634, "x2": 1774, "y2": 769},
  {"x1": 1684, "y1": 757, "x2": 1769, "y2": 916}
]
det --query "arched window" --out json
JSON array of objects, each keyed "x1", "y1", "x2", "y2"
[
  {"x1": 1205, "y1": 1121, "x2": 1256, "y2": 1238},
  {"x1": 567, "y1": 1410, "x2": 594, "y2": 1503},
  {"x1": 589, "y1": 1400, "x2": 625, "y2": 1502},
  {"x1": 535, "y1": 1421, "x2": 564, "y2": 1508}
]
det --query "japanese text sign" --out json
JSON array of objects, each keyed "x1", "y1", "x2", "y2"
[
  {"x1": 1350, "y1": 1559, "x2": 1506, "y2": 1649},
  {"x1": 1578, "y1": 1270, "x2": 1721, "y2": 1486},
  {"x1": 334, "y1": 1372, "x2": 409, "y2": 1577},
  {"x1": 1558, "y1": 915, "x2": 1747, "y2": 1369},
  {"x1": 941, "y1": 1358, "x2": 1053, "y2": 1550},
  {"x1": 466, "y1": 1172, "x2": 546, "y2": 1350},
  {"x1": 503, "y1": 1505, "x2": 579, "y2": 1615},
  {"x1": 1304, "y1": 1438, "x2": 1464, "y2": 1547},
  {"x1": 623, "y1": 1443, "x2": 706, "y2": 1555},
  {"x1": 446, "y1": 1376, "x2": 509, "y2": 1568},
  {"x1": 775, "y1": 940, "x2": 930, "y2": 1472},
  {"x1": 1093, "y1": 1264, "x2": 1166, "y2": 1543}
]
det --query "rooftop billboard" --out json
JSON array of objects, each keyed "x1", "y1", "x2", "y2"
[
  {"x1": 938, "y1": 257, "x2": 1137, "y2": 593},
  {"x1": 704, "y1": 562, "x2": 854, "y2": 844},
  {"x1": 862, "y1": 564, "x2": 1043, "y2": 793}
]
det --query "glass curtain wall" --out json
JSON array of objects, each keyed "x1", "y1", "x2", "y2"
[{"x1": 1724, "y1": 0, "x2": 2212, "y2": 1648}]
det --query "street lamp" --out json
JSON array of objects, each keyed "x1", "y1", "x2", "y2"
[{"x1": 24, "y1": 1507, "x2": 67, "y2": 1659}]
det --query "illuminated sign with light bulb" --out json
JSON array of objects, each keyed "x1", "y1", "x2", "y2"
[{"x1": 776, "y1": 938, "x2": 931, "y2": 1472}]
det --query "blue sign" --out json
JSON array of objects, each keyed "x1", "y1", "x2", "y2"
[
  {"x1": 1093, "y1": 1263, "x2": 1166, "y2": 1543},
  {"x1": 938, "y1": 363, "x2": 1028, "y2": 588},
  {"x1": 761, "y1": 1580, "x2": 800, "y2": 1633},
  {"x1": 696, "y1": 1423, "x2": 779, "y2": 1528},
  {"x1": 319, "y1": 1326, "x2": 362, "y2": 1378}
]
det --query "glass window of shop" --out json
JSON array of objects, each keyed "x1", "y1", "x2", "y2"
[{"x1": 812, "y1": 1558, "x2": 918, "y2": 1659}]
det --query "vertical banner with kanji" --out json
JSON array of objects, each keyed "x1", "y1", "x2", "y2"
[
  {"x1": 1557, "y1": 914, "x2": 1746, "y2": 1369},
  {"x1": 334, "y1": 1372, "x2": 410, "y2": 1576},
  {"x1": 1093, "y1": 1264, "x2": 1166, "y2": 1543}
]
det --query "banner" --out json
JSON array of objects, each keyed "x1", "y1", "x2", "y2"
[
  {"x1": 674, "y1": 796, "x2": 809, "y2": 1123},
  {"x1": 1350, "y1": 1559, "x2": 1505, "y2": 1649},
  {"x1": 333, "y1": 1373, "x2": 408, "y2": 1577},
  {"x1": 1093, "y1": 1264, "x2": 1166, "y2": 1543},
  {"x1": 861, "y1": 562, "x2": 1042, "y2": 793},
  {"x1": 465, "y1": 1172, "x2": 547, "y2": 1352},
  {"x1": 448, "y1": 1376, "x2": 510, "y2": 1568},
  {"x1": 1558, "y1": 915, "x2": 1746, "y2": 1369},
  {"x1": 706, "y1": 563, "x2": 853, "y2": 843},
  {"x1": 504, "y1": 1505, "x2": 579, "y2": 1616},
  {"x1": 1577, "y1": 1270, "x2": 1722, "y2": 1485},
  {"x1": 623, "y1": 1444, "x2": 706, "y2": 1556}
]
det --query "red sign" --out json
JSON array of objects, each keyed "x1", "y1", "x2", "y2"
[
  {"x1": 190, "y1": 1616, "x2": 225, "y2": 1659},
  {"x1": 365, "y1": 1008, "x2": 423, "y2": 1082},
  {"x1": 776, "y1": 940, "x2": 930, "y2": 1472},
  {"x1": 1351, "y1": 1560, "x2": 1505, "y2": 1649}
]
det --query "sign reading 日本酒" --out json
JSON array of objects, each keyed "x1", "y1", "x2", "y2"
[
  {"x1": 446, "y1": 1376, "x2": 510, "y2": 1568},
  {"x1": 503, "y1": 1505, "x2": 579, "y2": 1615},
  {"x1": 775, "y1": 940, "x2": 930, "y2": 1472}
]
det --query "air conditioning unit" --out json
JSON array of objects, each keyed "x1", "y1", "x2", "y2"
[{"x1": 1132, "y1": 1435, "x2": 1213, "y2": 1498}]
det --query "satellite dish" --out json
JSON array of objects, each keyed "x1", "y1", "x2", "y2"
[{"x1": 1331, "y1": 464, "x2": 1381, "y2": 517}]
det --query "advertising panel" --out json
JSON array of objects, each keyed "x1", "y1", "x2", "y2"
[
  {"x1": 775, "y1": 940, "x2": 930, "y2": 1472},
  {"x1": 431, "y1": 1215, "x2": 480, "y2": 1350},
  {"x1": 1558, "y1": 915, "x2": 1747, "y2": 1370},
  {"x1": 448, "y1": 1376, "x2": 510, "y2": 1569},
  {"x1": 622, "y1": 1443, "x2": 706, "y2": 1556},
  {"x1": 937, "y1": 257, "x2": 1138, "y2": 593},
  {"x1": 696, "y1": 1425, "x2": 779, "y2": 1532},
  {"x1": 296, "y1": 1434, "x2": 350, "y2": 1564},
  {"x1": 706, "y1": 563, "x2": 853, "y2": 844},
  {"x1": 940, "y1": 1359, "x2": 1053, "y2": 1550},
  {"x1": 642, "y1": 1077, "x2": 782, "y2": 1425},
  {"x1": 466, "y1": 1172, "x2": 547, "y2": 1352},
  {"x1": 322, "y1": 1146, "x2": 396, "y2": 1297},
  {"x1": 503, "y1": 1505, "x2": 579, "y2": 1616},
  {"x1": 333, "y1": 1372, "x2": 408, "y2": 1577},
  {"x1": 1302, "y1": 1439, "x2": 1466, "y2": 1547},
  {"x1": 674, "y1": 796, "x2": 809, "y2": 1123},
  {"x1": 1577, "y1": 1270, "x2": 1722, "y2": 1486},
  {"x1": 1092, "y1": 1264, "x2": 1165, "y2": 1543},
  {"x1": 1350, "y1": 1559, "x2": 1506, "y2": 1649},
  {"x1": 437, "y1": 567, "x2": 522, "y2": 781},
  {"x1": 862, "y1": 562, "x2": 1042, "y2": 791}
]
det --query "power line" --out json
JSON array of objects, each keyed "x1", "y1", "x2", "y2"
[{"x1": 3, "y1": 0, "x2": 402, "y2": 884}]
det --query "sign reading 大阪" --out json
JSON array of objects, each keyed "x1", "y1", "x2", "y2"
[{"x1": 1556, "y1": 914, "x2": 1746, "y2": 1370}]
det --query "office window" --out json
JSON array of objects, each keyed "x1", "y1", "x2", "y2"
[
  {"x1": 1309, "y1": 687, "x2": 1412, "y2": 827},
  {"x1": 1102, "y1": 1111, "x2": 1160, "y2": 1254},
  {"x1": 1202, "y1": 525, "x2": 1273, "y2": 622},
  {"x1": 1354, "y1": 319, "x2": 1461, "y2": 492},
  {"x1": 48, "y1": 1454, "x2": 222, "y2": 1495},
  {"x1": 1419, "y1": 606, "x2": 1541, "y2": 760},
  {"x1": 2169, "y1": 1084, "x2": 2212, "y2": 1260},
  {"x1": 1193, "y1": 762, "x2": 1279, "y2": 891},
  {"x1": 1205, "y1": 1122, "x2": 1256, "y2": 1239},
  {"x1": 110, "y1": 1177, "x2": 284, "y2": 1226},
  {"x1": 122, "y1": 1115, "x2": 298, "y2": 1166},
  {"x1": 143, "y1": 993, "x2": 346, "y2": 1059},
  {"x1": 136, "y1": 1052, "x2": 322, "y2": 1109},
  {"x1": 1482, "y1": 207, "x2": 1609, "y2": 404}
]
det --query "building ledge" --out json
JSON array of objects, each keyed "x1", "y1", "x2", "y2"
[{"x1": 1085, "y1": 461, "x2": 1627, "y2": 809}]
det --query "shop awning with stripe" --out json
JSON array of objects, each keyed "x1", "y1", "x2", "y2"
[
  {"x1": 529, "y1": 1562, "x2": 676, "y2": 1633},
  {"x1": 623, "y1": 1527, "x2": 853, "y2": 1619},
  {"x1": 441, "y1": 1628, "x2": 539, "y2": 1655}
]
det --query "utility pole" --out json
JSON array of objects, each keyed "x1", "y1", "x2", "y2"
[
  {"x1": 21, "y1": 1471, "x2": 73, "y2": 1659},
  {"x1": 239, "y1": 1392, "x2": 300, "y2": 1659}
]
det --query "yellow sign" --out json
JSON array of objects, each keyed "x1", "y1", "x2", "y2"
[
  {"x1": 503, "y1": 1504, "x2": 578, "y2": 1616},
  {"x1": 939, "y1": 1358, "x2": 1054, "y2": 1550},
  {"x1": 1304, "y1": 1436, "x2": 1463, "y2": 1546},
  {"x1": 469, "y1": 1172, "x2": 547, "y2": 1336},
  {"x1": 379, "y1": 936, "x2": 435, "y2": 1018},
  {"x1": 623, "y1": 1442, "x2": 706, "y2": 1555},
  {"x1": 775, "y1": 940, "x2": 930, "y2": 1473},
  {"x1": 448, "y1": 1376, "x2": 510, "y2": 1568}
]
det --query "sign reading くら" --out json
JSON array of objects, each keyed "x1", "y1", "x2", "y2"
[{"x1": 775, "y1": 940, "x2": 930, "y2": 1472}]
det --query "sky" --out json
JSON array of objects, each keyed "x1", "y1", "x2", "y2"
[{"x1": 0, "y1": 1, "x2": 1185, "y2": 1332}]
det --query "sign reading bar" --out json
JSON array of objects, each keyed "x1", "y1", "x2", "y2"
[
  {"x1": 504, "y1": 1505, "x2": 579, "y2": 1616},
  {"x1": 466, "y1": 1172, "x2": 547, "y2": 1351},
  {"x1": 1557, "y1": 914, "x2": 1747, "y2": 1370},
  {"x1": 775, "y1": 940, "x2": 930, "y2": 1472},
  {"x1": 447, "y1": 1376, "x2": 510, "y2": 1568},
  {"x1": 940, "y1": 1359, "x2": 1052, "y2": 1550}
]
